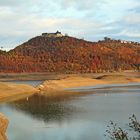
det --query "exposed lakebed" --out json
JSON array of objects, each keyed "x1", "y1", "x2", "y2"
[{"x1": 0, "y1": 81, "x2": 140, "y2": 140}]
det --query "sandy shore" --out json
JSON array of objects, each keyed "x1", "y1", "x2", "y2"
[
  {"x1": 0, "y1": 82, "x2": 38, "y2": 103},
  {"x1": 0, "y1": 71, "x2": 139, "y2": 81},
  {"x1": 0, "y1": 72, "x2": 139, "y2": 102},
  {"x1": 38, "y1": 74, "x2": 140, "y2": 94}
]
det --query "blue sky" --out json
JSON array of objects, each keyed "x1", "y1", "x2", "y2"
[{"x1": 0, "y1": 0, "x2": 140, "y2": 50}]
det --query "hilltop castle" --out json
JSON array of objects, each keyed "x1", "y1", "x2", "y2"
[{"x1": 42, "y1": 31, "x2": 64, "y2": 38}]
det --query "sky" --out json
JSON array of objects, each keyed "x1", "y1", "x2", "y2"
[{"x1": 0, "y1": 0, "x2": 140, "y2": 50}]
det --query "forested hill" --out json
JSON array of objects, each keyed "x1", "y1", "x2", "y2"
[{"x1": 0, "y1": 35, "x2": 140, "y2": 73}]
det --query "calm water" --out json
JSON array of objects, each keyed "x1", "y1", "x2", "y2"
[
  {"x1": 4, "y1": 80, "x2": 43, "y2": 87},
  {"x1": 0, "y1": 82, "x2": 140, "y2": 140}
]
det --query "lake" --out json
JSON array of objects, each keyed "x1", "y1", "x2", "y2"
[
  {"x1": 0, "y1": 82, "x2": 140, "y2": 140},
  {"x1": 3, "y1": 80, "x2": 43, "y2": 87}
]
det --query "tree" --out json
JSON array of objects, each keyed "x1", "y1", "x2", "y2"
[
  {"x1": 65, "y1": 33, "x2": 68, "y2": 36},
  {"x1": 105, "y1": 115, "x2": 140, "y2": 140},
  {"x1": 104, "y1": 37, "x2": 111, "y2": 41}
]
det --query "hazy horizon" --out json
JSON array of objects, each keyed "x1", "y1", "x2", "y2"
[{"x1": 0, "y1": 0, "x2": 140, "y2": 50}]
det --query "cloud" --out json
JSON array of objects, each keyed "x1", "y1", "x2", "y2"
[
  {"x1": 124, "y1": 14, "x2": 140, "y2": 24},
  {"x1": 0, "y1": 0, "x2": 21, "y2": 6},
  {"x1": 0, "y1": 0, "x2": 40, "y2": 7},
  {"x1": 59, "y1": 0, "x2": 102, "y2": 11},
  {"x1": 0, "y1": 0, "x2": 140, "y2": 50},
  {"x1": 117, "y1": 30, "x2": 140, "y2": 38}
]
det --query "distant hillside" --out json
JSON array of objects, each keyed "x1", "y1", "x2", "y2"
[{"x1": 0, "y1": 35, "x2": 140, "y2": 73}]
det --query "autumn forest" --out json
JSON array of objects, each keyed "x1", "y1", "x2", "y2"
[{"x1": 0, "y1": 36, "x2": 140, "y2": 73}]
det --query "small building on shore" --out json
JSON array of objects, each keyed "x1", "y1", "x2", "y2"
[{"x1": 42, "y1": 31, "x2": 64, "y2": 38}]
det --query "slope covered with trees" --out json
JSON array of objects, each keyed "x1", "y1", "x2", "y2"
[{"x1": 0, "y1": 36, "x2": 140, "y2": 73}]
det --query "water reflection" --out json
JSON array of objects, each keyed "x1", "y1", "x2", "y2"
[
  {"x1": 8, "y1": 94, "x2": 79, "y2": 122},
  {"x1": 0, "y1": 83, "x2": 140, "y2": 140},
  {"x1": 4, "y1": 80, "x2": 43, "y2": 87},
  {"x1": 70, "y1": 84, "x2": 140, "y2": 94},
  {"x1": 93, "y1": 84, "x2": 140, "y2": 95}
]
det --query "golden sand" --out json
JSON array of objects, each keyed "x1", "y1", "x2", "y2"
[
  {"x1": 0, "y1": 82, "x2": 38, "y2": 102},
  {"x1": 0, "y1": 74, "x2": 140, "y2": 102},
  {"x1": 38, "y1": 75, "x2": 140, "y2": 92}
]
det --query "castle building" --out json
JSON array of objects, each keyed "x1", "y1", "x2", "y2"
[{"x1": 42, "y1": 31, "x2": 64, "y2": 38}]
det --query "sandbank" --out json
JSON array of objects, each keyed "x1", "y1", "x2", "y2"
[
  {"x1": 38, "y1": 75, "x2": 140, "y2": 94},
  {"x1": 0, "y1": 73, "x2": 140, "y2": 101},
  {"x1": 0, "y1": 82, "x2": 38, "y2": 103}
]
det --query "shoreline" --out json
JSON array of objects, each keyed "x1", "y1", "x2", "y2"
[
  {"x1": 0, "y1": 82, "x2": 38, "y2": 103},
  {"x1": 0, "y1": 72, "x2": 139, "y2": 102},
  {"x1": 0, "y1": 71, "x2": 139, "y2": 81},
  {"x1": 38, "y1": 74, "x2": 140, "y2": 95}
]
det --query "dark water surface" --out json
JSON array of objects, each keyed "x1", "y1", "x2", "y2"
[
  {"x1": 0, "y1": 82, "x2": 140, "y2": 140},
  {"x1": 4, "y1": 80, "x2": 43, "y2": 87}
]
